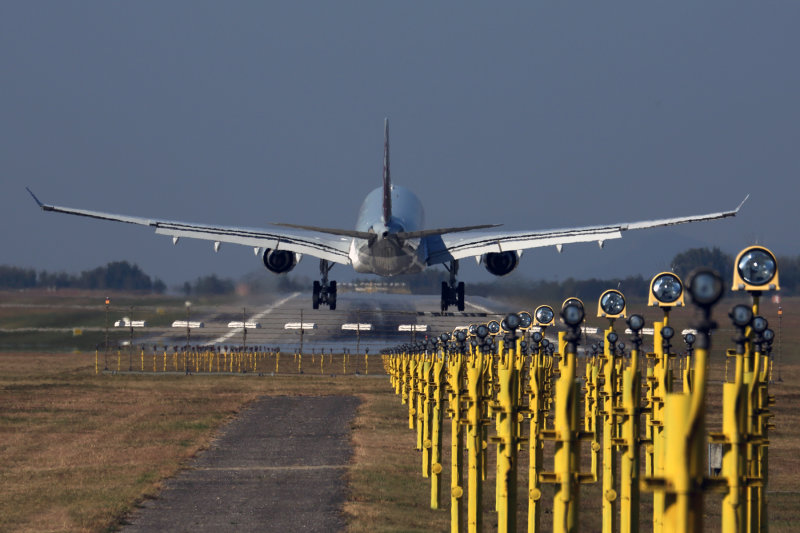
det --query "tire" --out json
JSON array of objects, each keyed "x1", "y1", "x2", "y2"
[
  {"x1": 457, "y1": 282, "x2": 465, "y2": 312},
  {"x1": 312, "y1": 281, "x2": 320, "y2": 310},
  {"x1": 441, "y1": 282, "x2": 449, "y2": 312}
]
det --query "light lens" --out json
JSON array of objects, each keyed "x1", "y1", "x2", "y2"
[
  {"x1": 662, "y1": 326, "x2": 674, "y2": 339},
  {"x1": 738, "y1": 249, "x2": 777, "y2": 286},
  {"x1": 607, "y1": 332, "x2": 618, "y2": 344},
  {"x1": 730, "y1": 305, "x2": 753, "y2": 328},
  {"x1": 476, "y1": 325, "x2": 489, "y2": 339},
  {"x1": 627, "y1": 314, "x2": 644, "y2": 332},
  {"x1": 600, "y1": 291, "x2": 626, "y2": 315},
  {"x1": 535, "y1": 306, "x2": 555, "y2": 324},
  {"x1": 562, "y1": 304, "x2": 584, "y2": 327},
  {"x1": 519, "y1": 312, "x2": 533, "y2": 329},
  {"x1": 652, "y1": 273, "x2": 683, "y2": 303},
  {"x1": 488, "y1": 321, "x2": 501, "y2": 334},
  {"x1": 688, "y1": 269, "x2": 724, "y2": 307},
  {"x1": 532, "y1": 332, "x2": 543, "y2": 343},
  {"x1": 752, "y1": 316, "x2": 767, "y2": 333},
  {"x1": 763, "y1": 329, "x2": 775, "y2": 342},
  {"x1": 505, "y1": 313, "x2": 521, "y2": 330},
  {"x1": 456, "y1": 330, "x2": 467, "y2": 342},
  {"x1": 685, "y1": 333, "x2": 696, "y2": 345}
]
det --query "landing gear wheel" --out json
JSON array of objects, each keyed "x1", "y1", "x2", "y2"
[
  {"x1": 456, "y1": 281, "x2": 465, "y2": 312},
  {"x1": 329, "y1": 281, "x2": 337, "y2": 311},
  {"x1": 312, "y1": 281, "x2": 321, "y2": 310},
  {"x1": 441, "y1": 281, "x2": 449, "y2": 312}
]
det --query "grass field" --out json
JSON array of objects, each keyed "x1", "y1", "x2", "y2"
[{"x1": 1, "y1": 289, "x2": 797, "y2": 532}]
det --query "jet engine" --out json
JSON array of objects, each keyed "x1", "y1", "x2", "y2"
[
  {"x1": 262, "y1": 249, "x2": 299, "y2": 274},
  {"x1": 482, "y1": 251, "x2": 519, "y2": 276}
]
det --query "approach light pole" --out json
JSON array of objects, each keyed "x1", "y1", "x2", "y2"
[
  {"x1": 185, "y1": 301, "x2": 191, "y2": 348},
  {"x1": 104, "y1": 297, "x2": 110, "y2": 370}
]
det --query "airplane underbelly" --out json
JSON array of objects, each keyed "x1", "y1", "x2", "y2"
[{"x1": 353, "y1": 239, "x2": 425, "y2": 276}]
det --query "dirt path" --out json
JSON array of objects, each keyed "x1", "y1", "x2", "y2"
[{"x1": 120, "y1": 395, "x2": 360, "y2": 533}]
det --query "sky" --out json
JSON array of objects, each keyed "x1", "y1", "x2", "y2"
[{"x1": 2, "y1": 2, "x2": 798, "y2": 287}]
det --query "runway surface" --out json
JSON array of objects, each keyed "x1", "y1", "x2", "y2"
[
  {"x1": 141, "y1": 291, "x2": 510, "y2": 353},
  {"x1": 120, "y1": 396, "x2": 359, "y2": 533}
]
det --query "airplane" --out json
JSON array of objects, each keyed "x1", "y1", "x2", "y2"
[{"x1": 27, "y1": 119, "x2": 747, "y2": 312}]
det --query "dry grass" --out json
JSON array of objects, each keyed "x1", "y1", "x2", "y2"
[{"x1": 0, "y1": 352, "x2": 384, "y2": 532}]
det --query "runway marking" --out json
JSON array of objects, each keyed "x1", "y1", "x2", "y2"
[
  {"x1": 194, "y1": 465, "x2": 347, "y2": 472},
  {"x1": 465, "y1": 300, "x2": 496, "y2": 314},
  {"x1": 209, "y1": 292, "x2": 301, "y2": 344}
]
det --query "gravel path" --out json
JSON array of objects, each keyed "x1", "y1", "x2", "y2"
[{"x1": 121, "y1": 395, "x2": 360, "y2": 533}]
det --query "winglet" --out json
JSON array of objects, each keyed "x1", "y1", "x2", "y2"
[
  {"x1": 735, "y1": 194, "x2": 750, "y2": 213},
  {"x1": 26, "y1": 187, "x2": 47, "y2": 209}
]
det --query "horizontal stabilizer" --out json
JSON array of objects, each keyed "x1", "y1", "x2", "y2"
[{"x1": 272, "y1": 222, "x2": 502, "y2": 243}]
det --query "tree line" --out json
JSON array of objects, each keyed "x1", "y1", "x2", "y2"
[
  {"x1": 0, "y1": 261, "x2": 166, "y2": 293},
  {"x1": 1, "y1": 247, "x2": 797, "y2": 297}
]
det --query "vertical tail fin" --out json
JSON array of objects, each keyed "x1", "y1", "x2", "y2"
[{"x1": 382, "y1": 118, "x2": 391, "y2": 224}]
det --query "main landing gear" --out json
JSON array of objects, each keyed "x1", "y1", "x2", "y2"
[
  {"x1": 312, "y1": 260, "x2": 337, "y2": 310},
  {"x1": 441, "y1": 260, "x2": 465, "y2": 312}
]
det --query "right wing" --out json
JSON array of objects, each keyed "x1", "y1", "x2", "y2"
[
  {"x1": 27, "y1": 188, "x2": 352, "y2": 265},
  {"x1": 425, "y1": 196, "x2": 749, "y2": 265}
]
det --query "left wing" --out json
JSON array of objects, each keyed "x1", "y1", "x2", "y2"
[
  {"x1": 425, "y1": 196, "x2": 748, "y2": 265},
  {"x1": 26, "y1": 189, "x2": 352, "y2": 264}
]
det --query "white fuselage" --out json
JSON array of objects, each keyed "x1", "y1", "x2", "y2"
[{"x1": 349, "y1": 184, "x2": 428, "y2": 276}]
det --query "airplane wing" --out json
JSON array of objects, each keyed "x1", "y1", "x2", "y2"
[
  {"x1": 26, "y1": 189, "x2": 352, "y2": 264},
  {"x1": 425, "y1": 196, "x2": 749, "y2": 265}
]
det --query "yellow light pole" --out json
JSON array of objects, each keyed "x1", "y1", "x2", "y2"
[
  {"x1": 644, "y1": 268, "x2": 724, "y2": 533},
  {"x1": 548, "y1": 298, "x2": 586, "y2": 533},
  {"x1": 621, "y1": 313, "x2": 645, "y2": 533},
  {"x1": 731, "y1": 245, "x2": 779, "y2": 533},
  {"x1": 645, "y1": 272, "x2": 685, "y2": 532},
  {"x1": 597, "y1": 289, "x2": 627, "y2": 533}
]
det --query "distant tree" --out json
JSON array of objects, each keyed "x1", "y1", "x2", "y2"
[
  {"x1": 777, "y1": 254, "x2": 799, "y2": 294},
  {"x1": 0, "y1": 266, "x2": 38, "y2": 288},
  {"x1": 671, "y1": 247, "x2": 734, "y2": 283},
  {"x1": 77, "y1": 261, "x2": 154, "y2": 291},
  {"x1": 191, "y1": 274, "x2": 235, "y2": 295}
]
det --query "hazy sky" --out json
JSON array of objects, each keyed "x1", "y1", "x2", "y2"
[{"x1": 2, "y1": 2, "x2": 798, "y2": 287}]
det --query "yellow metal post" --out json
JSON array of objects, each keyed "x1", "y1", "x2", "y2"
[
  {"x1": 466, "y1": 348, "x2": 484, "y2": 533},
  {"x1": 448, "y1": 349, "x2": 465, "y2": 532}
]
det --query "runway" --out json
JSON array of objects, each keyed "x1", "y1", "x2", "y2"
[{"x1": 140, "y1": 291, "x2": 510, "y2": 354}]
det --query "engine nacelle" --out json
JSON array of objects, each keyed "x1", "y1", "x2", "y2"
[
  {"x1": 262, "y1": 249, "x2": 299, "y2": 274},
  {"x1": 482, "y1": 251, "x2": 519, "y2": 276}
]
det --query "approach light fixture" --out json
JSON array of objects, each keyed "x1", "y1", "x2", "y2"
[
  {"x1": 649, "y1": 272, "x2": 685, "y2": 307},
  {"x1": 488, "y1": 321, "x2": 501, "y2": 335},
  {"x1": 627, "y1": 314, "x2": 645, "y2": 333},
  {"x1": 733, "y1": 246, "x2": 779, "y2": 291},
  {"x1": 763, "y1": 329, "x2": 775, "y2": 343},
  {"x1": 505, "y1": 313, "x2": 521, "y2": 331},
  {"x1": 476, "y1": 325, "x2": 489, "y2": 339},
  {"x1": 533, "y1": 305, "x2": 555, "y2": 327},
  {"x1": 752, "y1": 316, "x2": 768, "y2": 334},
  {"x1": 687, "y1": 268, "x2": 725, "y2": 308},
  {"x1": 598, "y1": 289, "x2": 626, "y2": 318},
  {"x1": 730, "y1": 304, "x2": 754, "y2": 329},
  {"x1": 661, "y1": 326, "x2": 675, "y2": 341},
  {"x1": 518, "y1": 311, "x2": 533, "y2": 329},
  {"x1": 561, "y1": 300, "x2": 585, "y2": 328}
]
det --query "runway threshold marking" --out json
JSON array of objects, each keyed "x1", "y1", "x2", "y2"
[{"x1": 209, "y1": 292, "x2": 301, "y2": 344}]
